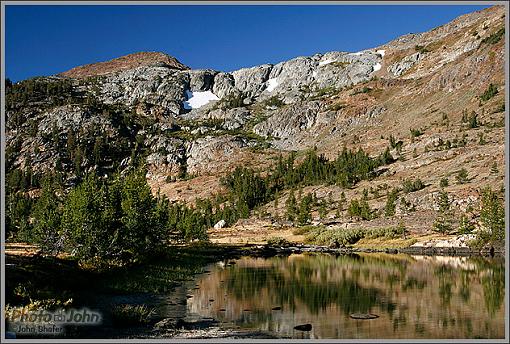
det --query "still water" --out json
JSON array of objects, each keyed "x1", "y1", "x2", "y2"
[{"x1": 184, "y1": 253, "x2": 505, "y2": 339}]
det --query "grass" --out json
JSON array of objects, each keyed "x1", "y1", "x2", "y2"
[
  {"x1": 330, "y1": 61, "x2": 350, "y2": 69},
  {"x1": 351, "y1": 87, "x2": 372, "y2": 96},
  {"x1": 327, "y1": 102, "x2": 347, "y2": 112},
  {"x1": 309, "y1": 86, "x2": 338, "y2": 100},
  {"x1": 292, "y1": 225, "x2": 316, "y2": 235},
  {"x1": 110, "y1": 304, "x2": 156, "y2": 327}
]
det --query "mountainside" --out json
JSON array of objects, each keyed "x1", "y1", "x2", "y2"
[
  {"x1": 58, "y1": 51, "x2": 189, "y2": 78},
  {"x1": 5, "y1": 5, "x2": 506, "y2": 249}
]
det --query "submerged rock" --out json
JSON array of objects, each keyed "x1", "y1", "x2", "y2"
[
  {"x1": 294, "y1": 324, "x2": 312, "y2": 331},
  {"x1": 349, "y1": 313, "x2": 379, "y2": 320}
]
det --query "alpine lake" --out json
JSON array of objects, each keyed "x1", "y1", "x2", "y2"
[{"x1": 152, "y1": 252, "x2": 505, "y2": 339}]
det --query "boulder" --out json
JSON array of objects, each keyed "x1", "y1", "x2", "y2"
[{"x1": 214, "y1": 220, "x2": 226, "y2": 229}]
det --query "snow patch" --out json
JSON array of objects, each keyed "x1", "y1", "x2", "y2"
[
  {"x1": 312, "y1": 70, "x2": 318, "y2": 78},
  {"x1": 266, "y1": 78, "x2": 279, "y2": 92},
  {"x1": 373, "y1": 63, "x2": 382, "y2": 72},
  {"x1": 183, "y1": 90, "x2": 219, "y2": 110},
  {"x1": 376, "y1": 49, "x2": 386, "y2": 57},
  {"x1": 318, "y1": 59, "x2": 334, "y2": 67},
  {"x1": 351, "y1": 51, "x2": 365, "y2": 56}
]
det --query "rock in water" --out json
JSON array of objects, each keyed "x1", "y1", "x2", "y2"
[
  {"x1": 294, "y1": 324, "x2": 312, "y2": 331},
  {"x1": 349, "y1": 313, "x2": 379, "y2": 320}
]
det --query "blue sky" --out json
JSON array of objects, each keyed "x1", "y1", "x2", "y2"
[{"x1": 6, "y1": 4, "x2": 489, "y2": 82}]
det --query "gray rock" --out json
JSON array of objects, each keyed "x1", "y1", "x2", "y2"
[
  {"x1": 214, "y1": 220, "x2": 226, "y2": 229},
  {"x1": 232, "y1": 64, "x2": 273, "y2": 97},
  {"x1": 185, "y1": 135, "x2": 247, "y2": 174},
  {"x1": 95, "y1": 66, "x2": 189, "y2": 115},
  {"x1": 253, "y1": 101, "x2": 322, "y2": 140},
  {"x1": 188, "y1": 69, "x2": 218, "y2": 91},
  {"x1": 387, "y1": 52, "x2": 423, "y2": 76},
  {"x1": 212, "y1": 72, "x2": 236, "y2": 99}
]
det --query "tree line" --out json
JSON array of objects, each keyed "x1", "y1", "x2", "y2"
[{"x1": 7, "y1": 146, "x2": 390, "y2": 265}]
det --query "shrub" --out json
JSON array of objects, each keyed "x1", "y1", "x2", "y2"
[
  {"x1": 215, "y1": 92, "x2": 245, "y2": 109},
  {"x1": 267, "y1": 236, "x2": 290, "y2": 247},
  {"x1": 480, "y1": 83, "x2": 498, "y2": 102},
  {"x1": 351, "y1": 87, "x2": 372, "y2": 96},
  {"x1": 402, "y1": 178, "x2": 425, "y2": 193},
  {"x1": 415, "y1": 45, "x2": 430, "y2": 54},
  {"x1": 366, "y1": 224, "x2": 408, "y2": 239},
  {"x1": 328, "y1": 102, "x2": 347, "y2": 111},
  {"x1": 439, "y1": 177, "x2": 449, "y2": 188},
  {"x1": 410, "y1": 128, "x2": 424, "y2": 137},
  {"x1": 292, "y1": 226, "x2": 316, "y2": 235},
  {"x1": 308, "y1": 227, "x2": 364, "y2": 247},
  {"x1": 456, "y1": 168, "x2": 469, "y2": 184},
  {"x1": 468, "y1": 111, "x2": 480, "y2": 128},
  {"x1": 481, "y1": 27, "x2": 505, "y2": 45},
  {"x1": 264, "y1": 96, "x2": 284, "y2": 108}
]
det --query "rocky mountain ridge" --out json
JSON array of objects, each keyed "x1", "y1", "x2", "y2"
[{"x1": 5, "y1": 5, "x2": 506, "y2": 242}]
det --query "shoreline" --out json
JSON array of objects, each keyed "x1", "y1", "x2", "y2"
[{"x1": 226, "y1": 242, "x2": 505, "y2": 259}]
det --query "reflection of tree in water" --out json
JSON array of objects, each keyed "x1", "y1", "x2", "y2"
[
  {"x1": 225, "y1": 254, "x2": 397, "y2": 316},
  {"x1": 466, "y1": 256, "x2": 505, "y2": 318},
  {"x1": 458, "y1": 270, "x2": 471, "y2": 303},
  {"x1": 481, "y1": 263, "x2": 504, "y2": 317},
  {"x1": 435, "y1": 265, "x2": 454, "y2": 307}
]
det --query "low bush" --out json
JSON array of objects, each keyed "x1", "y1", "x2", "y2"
[{"x1": 267, "y1": 236, "x2": 290, "y2": 247}]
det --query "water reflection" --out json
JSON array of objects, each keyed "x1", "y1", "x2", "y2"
[{"x1": 186, "y1": 253, "x2": 504, "y2": 339}]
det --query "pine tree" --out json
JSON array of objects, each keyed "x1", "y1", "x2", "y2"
[
  {"x1": 433, "y1": 190, "x2": 453, "y2": 234},
  {"x1": 478, "y1": 187, "x2": 505, "y2": 246},
  {"x1": 285, "y1": 189, "x2": 298, "y2": 221},
  {"x1": 385, "y1": 189, "x2": 398, "y2": 217},
  {"x1": 458, "y1": 214, "x2": 475, "y2": 234},
  {"x1": 339, "y1": 191, "x2": 346, "y2": 211},
  {"x1": 318, "y1": 200, "x2": 327, "y2": 220},
  {"x1": 31, "y1": 176, "x2": 62, "y2": 254},
  {"x1": 297, "y1": 193, "x2": 313, "y2": 225}
]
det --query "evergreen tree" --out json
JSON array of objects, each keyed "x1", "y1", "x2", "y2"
[
  {"x1": 433, "y1": 190, "x2": 453, "y2": 234},
  {"x1": 478, "y1": 187, "x2": 505, "y2": 246},
  {"x1": 297, "y1": 193, "x2": 313, "y2": 225},
  {"x1": 458, "y1": 214, "x2": 475, "y2": 234},
  {"x1": 31, "y1": 177, "x2": 62, "y2": 254},
  {"x1": 318, "y1": 200, "x2": 327, "y2": 220},
  {"x1": 385, "y1": 188, "x2": 398, "y2": 217},
  {"x1": 285, "y1": 189, "x2": 298, "y2": 221},
  {"x1": 339, "y1": 191, "x2": 346, "y2": 211}
]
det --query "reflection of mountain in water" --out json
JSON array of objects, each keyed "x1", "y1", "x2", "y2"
[{"x1": 187, "y1": 253, "x2": 504, "y2": 339}]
